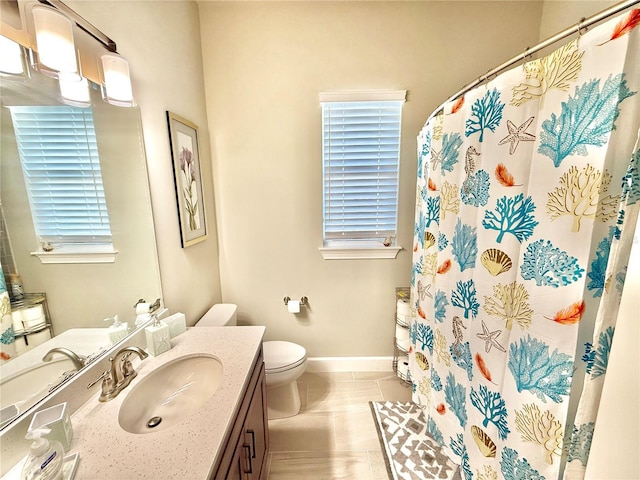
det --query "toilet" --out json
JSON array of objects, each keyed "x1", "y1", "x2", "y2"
[{"x1": 196, "y1": 304, "x2": 307, "y2": 419}]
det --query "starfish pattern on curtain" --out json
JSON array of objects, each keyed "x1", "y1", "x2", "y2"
[{"x1": 410, "y1": 10, "x2": 640, "y2": 480}]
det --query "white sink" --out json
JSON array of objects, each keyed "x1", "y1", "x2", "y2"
[{"x1": 118, "y1": 354, "x2": 223, "y2": 434}]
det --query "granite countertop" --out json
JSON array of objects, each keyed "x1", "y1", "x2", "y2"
[{"x1": 69, "y1": 326, "x2": 265, "y2": 479}]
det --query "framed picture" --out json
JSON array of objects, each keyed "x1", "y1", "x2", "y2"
[{"x1": 167, "y1": 112, "x2": 208, "y2": 247}]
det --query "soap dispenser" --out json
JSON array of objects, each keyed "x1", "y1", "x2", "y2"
[
  {"x1": 104, "y1": 314, "x2": 128, "y2": 345},
  {"x1": 145, "y1": 308, "x2": 171, "y2": 356},
  {"x1": 21, "y1": 427, "x2": 64, "y2": 480}
]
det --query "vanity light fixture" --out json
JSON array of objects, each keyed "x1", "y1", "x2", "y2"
[
  {"x1": 12, "y1": 0, "x2": 136, "y2": 107},
  {"x1": 59, "y1": 75, "x2": 91, "y2": 107},
  {"x1": 30, "y1": 4, "x2": 81, "y2": 80},
  {"x1": 100, "y1": 53, "x2": 135, "y2": 107},
  {"x1": 0, "y1": 35, "x2": 29, "y2": 78}
]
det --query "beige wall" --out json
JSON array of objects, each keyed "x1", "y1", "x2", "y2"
[
  {"x1": 65, "y1": 1, "x2": 223, "y2": 324},
  {"x1": 539, "y1": 0, "x2": 619, "y2": 39},
  {"x1": 198, "y1": 1, "x2": 543, "y2": 356}
]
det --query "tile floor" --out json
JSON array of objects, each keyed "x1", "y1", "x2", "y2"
[{"x1": 265, "y1": 371, "x2": 412, "y2": 480}]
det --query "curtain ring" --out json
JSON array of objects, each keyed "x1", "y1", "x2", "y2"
[
  {"x1": 576, "y1": 17, "x2": 587, "y2": 48},
  {"x1": 522, "y1": 47, "x2": 532, "y2": 72},
  {"x1": 483, "y1": 69, "x2": 494, "y2": 88},
  {"x1": 577, "y1": 17, "x2": 587, "y2": 36}
]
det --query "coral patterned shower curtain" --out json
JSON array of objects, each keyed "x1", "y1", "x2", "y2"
[
  {"x1": 409, "y1": 9, "x2": 639, "y2": 480},
  {"x1": 0, "y1": 264, "x2": 16, "y2": 363}
]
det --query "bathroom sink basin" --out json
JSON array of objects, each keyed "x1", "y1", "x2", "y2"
[{"x1": 118, "y1": 355, "x2": 223, "y2": 434}]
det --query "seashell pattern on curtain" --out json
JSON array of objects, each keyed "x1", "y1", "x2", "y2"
[{"x1": 409, "y1": 9, "x2": 640, "y2": 480}]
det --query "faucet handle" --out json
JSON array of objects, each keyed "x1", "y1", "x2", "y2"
[
  {"x1": 121, "y1": 353, "x2": 136, "y2": 378},
  {"x1": 87, "y1": 369, "x2": 113, "y2": 389},
  {"x1": 87, "y1": 369, "x2": 108, "y2": 388},
  {"x1": 87, "y1": 368, "x2": 118, "y2": 402}
]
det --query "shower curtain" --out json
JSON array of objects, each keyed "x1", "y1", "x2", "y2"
[
  {"x1": 409, "y1": 9, "x2": 639, "y2": 480},
  {"x1": 0, "y1": 264, "x2": 16, "y2": 363}
]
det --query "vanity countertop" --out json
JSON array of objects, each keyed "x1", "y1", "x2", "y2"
[{"x1": 69, "y1": 326, "x2": 265, "y2": 479}]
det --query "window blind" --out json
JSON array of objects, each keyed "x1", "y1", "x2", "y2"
[
  {"x1": 9, "y1": 106, "x2": 112, "y2": 244},
  {"x1": 322, "y1": 99, "x2": 403, "y2": 241}
]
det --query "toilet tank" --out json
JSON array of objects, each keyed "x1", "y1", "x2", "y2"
[{"x1": 197, "y1": 304, "x2": 238, "y2": 326}]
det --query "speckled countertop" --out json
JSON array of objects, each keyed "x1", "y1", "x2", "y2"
[{"x1": 69, "y1": 326, "x2": 265, "y2": 480}]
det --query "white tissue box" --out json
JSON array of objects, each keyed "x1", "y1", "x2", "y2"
[
  {"x1": 164, "y1": 312, "x2": 187, "y2": 338},
  {"x1": 29, "y1": 402, "x2": 73, "y2": 452}
]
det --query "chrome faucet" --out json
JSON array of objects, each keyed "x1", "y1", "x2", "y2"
[
  {"x1": 42, "y1": 348, "x2": 87, "y2": 371},
  {"x1": 88, "y1": 346, "x2": 148, "y2": 402}
]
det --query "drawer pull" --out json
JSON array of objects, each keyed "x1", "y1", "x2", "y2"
[
  {"x1": 243, "y1": 444, "x2": 253, "y2": 474},
  {"x1": 247, "y1": 429, "x2": 256, "y2": 458}
]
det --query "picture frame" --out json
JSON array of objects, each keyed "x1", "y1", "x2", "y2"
[{"x1": 166, "y1": 111, "x2": 208, "y2": 247}]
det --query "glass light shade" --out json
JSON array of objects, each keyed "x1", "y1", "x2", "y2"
[
  {"x1": 31, "y1": 5, "x2": 80, "y2": 78},
  {"x1": 59, "y1": 75, "x2": 91, "y2": 107},
  {"x1": 101, "y1": 53, "x2": 135, "y2": 107},
  {"x1": 0, "y1": 35, "x2": 27, "y2": 76}
]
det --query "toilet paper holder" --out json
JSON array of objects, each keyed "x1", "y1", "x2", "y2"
[{"x1": 283, "y1": 296, "x2": 308, "y2": 307}]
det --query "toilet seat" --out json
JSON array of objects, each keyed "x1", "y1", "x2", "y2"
[{"x1": 263, "y1": 341, "x2": 306, "y2": 374}]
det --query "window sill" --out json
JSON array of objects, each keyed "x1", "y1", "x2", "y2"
[
  {"x1": 319, "y1": 244, "x2": 402, "y2": 260},
  {"x1": 31, "y1": 246, "x2": 118, "y2": 264}
]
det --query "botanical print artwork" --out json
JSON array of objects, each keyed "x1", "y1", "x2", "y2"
[
  {"x1": 167, "y1": 112, "x2": 207, "y2": 247},
  {"x1": 410, "y1": 10, "x2": 640, "y2": 480},
  {"x1": 177, "y1": 131, "x2": 200, "y2": 231}
]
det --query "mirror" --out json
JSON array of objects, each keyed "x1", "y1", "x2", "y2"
[{"x1": 0, "y1": 48, "x2": 162, "y2": 428}]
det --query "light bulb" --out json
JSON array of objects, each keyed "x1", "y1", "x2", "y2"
[
  {"x1": 59, "y1": 75, "x2": 91, "y2": 107},
  {"x1": 0, "y1": 35, "x2": 26, "y2": 75},
  {"x1": 31, "y1": 5, "x2": 80, "y2": 79},
  {"x1": 101, "y1": 53, "x2": 135, "y2": 107}
]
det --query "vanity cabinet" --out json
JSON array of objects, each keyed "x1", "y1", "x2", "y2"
[{"x1": 212, "y1": 348, "x2": 269, "y2": 480}]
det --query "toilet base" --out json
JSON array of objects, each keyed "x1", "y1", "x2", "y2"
[{"x1": 266, "y1": 380, "x2": 301, "y2": 419}]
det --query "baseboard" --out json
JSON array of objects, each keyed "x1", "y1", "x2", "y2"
[{"x1": 306, "y1": 356, "x2": 394, "y2": 372}]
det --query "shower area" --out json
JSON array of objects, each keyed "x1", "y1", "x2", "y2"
[{"x1": 408, "y1": 2, "x2": 639, "y2": 480}]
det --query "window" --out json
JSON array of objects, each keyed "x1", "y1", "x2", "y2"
[
  {"x1": 319, "y1": 91, "x2": 405, "y2": 259},
  {"x1": 9, "y1": 106, "x2": 116, "y2": 263}
]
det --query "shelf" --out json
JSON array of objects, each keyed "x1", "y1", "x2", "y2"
[
  {"x1": 393, "y1": 286, "x2": 412, "y2": 386},
  {"x1": 10, "y1": 292, "x2": 54, "y2": 346},
  {"x1": 9, "y1": 293, "x2": 47, "y2": 309},
  {"x1": 392, "y1": 342, "x2": 411, "y2": 386},
  {"x1": 13, "y1": 323, "x2": 50, "y2": 338},
  {"x1": 395, "y1": 317, "x2": 410, "y2": 329}
]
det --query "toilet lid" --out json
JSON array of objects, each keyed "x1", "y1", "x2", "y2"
[{"x1": 263, "y1": 341, "x2": 307, "y2": 373}]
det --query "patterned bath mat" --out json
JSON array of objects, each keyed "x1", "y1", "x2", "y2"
[{"x1": 370, "y1": 401, "x2": 461, "y2": 480}]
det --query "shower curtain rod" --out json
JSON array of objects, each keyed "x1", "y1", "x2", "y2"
[{"x1": 445, "y1": 0, "x2": 640, "y2": 105}]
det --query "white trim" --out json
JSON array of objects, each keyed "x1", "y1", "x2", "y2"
[
  {"x1": 32, "y1": 246, "x2": 118, "y2": 264},
  {"x1": 319, "y1": 90, "x2": 407, "y2": 103},
  {"x1": 306, "y1": 356, "x2": 394, "y2": 372},
  {"x1": 319, "y1": 245, "x2": 402, "y2": 260}
]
